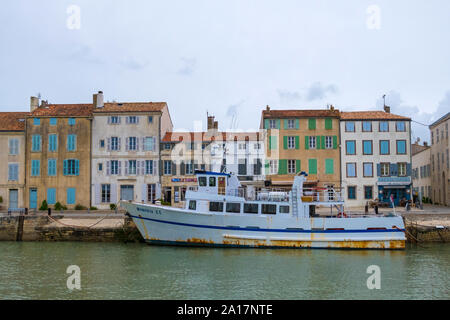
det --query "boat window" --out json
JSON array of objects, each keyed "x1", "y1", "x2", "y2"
[
  {"x1": 198, "y1": 176, "x2": 207, "y2": 187},
  {"x1": 226, "y1": 202, "x2": 241, "y2": 213},
  {"x1": 244, "y1": 203, "x2": 259, "y2": 214},
  {"x1": 209, "y1": 201, "x2": 223, "y2": 212},
  {"x1": 188, "y1": 200, "x2": 196, "y2": 210},
  {"x1": 261, "y1": 204, "x2": 277, "y2": 215},
  {"x1": 209, "y1": 177, "x2": 216, "y2": 187},
  {"x1": 279, "y1": 206, "x2": 290, "y2": 214}
]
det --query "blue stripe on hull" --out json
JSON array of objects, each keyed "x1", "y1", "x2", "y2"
[{"x1": 131, "y1": 214, "x2": 405, "y2": 234}]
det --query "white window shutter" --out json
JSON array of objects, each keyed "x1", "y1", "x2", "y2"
[
  {"x1": 137, "y1": 161, "x2": 140, "y2": 175},
  {"x1": 124, "y1": 161, "x2": 128, "y2": 175},
  {"x1": 136, "y1": 138, "x2": 139, "y2": 151},
  {"x1": 141, "y1": 184, "x2": 147, "y2": 203},
  {"x1": 107, "y1": 138, "x2": 111, "y2": 151},
  {"x1": 136, "y1": 116, "x2": 139, "y2": 124},
  {"x1": 106, "y1": 161, "x2": 110, "y2": 175},
  {"x1": 156, "y1": 183, "x2": 161, "y2": 199},
  {"x1": 110, "y1": 184, "x2": 117, "y2": 204},
  {"x1": 118, "y1": 161, "x2": 122, "y2": 175},
  {"x1": 95, "y1": 184, "x2": 101, "y2": 205},
  {"x1": 125, "y1": 137, "x2": 129, "y2": 151},
  {"x1": 142, "y1": 161, "x2": 146, "y2": 174}
]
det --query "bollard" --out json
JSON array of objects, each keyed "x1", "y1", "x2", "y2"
[
  {"x1": 25, "y1": 208, "x2": 28, "y2": 215},
  {"x1": 365, "y1": 202, "x2": 369, "y2": 214},
  {"x1": 374, "y1": 204, "x2": 379, "y2": 215},
  {"x1": 48, "y1": 208, "x2": 51, "y2": 216}
]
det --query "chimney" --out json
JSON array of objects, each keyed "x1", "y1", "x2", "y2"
[
  {"x1": 30, "y1": 96, "x2": 39, "y2": 112},
  {"x1": 266, "y1": 105, "x2": 270, "y2": 111},
  {"x1": 423, "y1": 141, "x2": 428, "y2": 147},
  {"x1": 383, "y1": 105, "x2": 390, "y2": 113},
  {"x1": 93, "y1": 91, "x2": 104, "y2": 108},
  {"x1": 207, "y1": 115, "x2": 215, "y2": 130}
]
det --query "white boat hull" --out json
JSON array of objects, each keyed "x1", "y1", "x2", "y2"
[{"x1": 121, "y1": 202, "x2": 406, "y2": 250}]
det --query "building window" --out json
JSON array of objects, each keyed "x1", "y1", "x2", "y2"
[
  {"x1": 101, "y1": 184, "x2": 111, "y2": 203},
  {"x1": 9, "y1": 139, "x2": 19, "y2": 155},
  {"x1": 288, "y1": 160, "x2": 296, "y2": 174},
  {"x1": 287, "y1": 119, "x2": 295, "y2": 129},
  {"x1": 109, "y1": 116, "x2": 120, "y2": 124},
  {"x1": 186, "y1": 162, "x2": 194, "y2": 175},
  {"x1": 238, "y1": 159, "x2": 247, "y2": 175},
  {"x1": 98, "y1": 163, "x2": 103, "y2": 171},
  {"x1": 50, "y1": 118, "x2": 57, "y2": 125},
  {"x1": 127, "y1": 116, "x2": 138, "y2": 124},
  {"x1": 67, "y1": 134, "x2": 77, "y2": 151},
  {"x1": 239, "y1": 143, "x2": 246, "y2": 150},
  {"x1": 31, "y1": 159, "x2": 40, "y2": 176},
  {"x1": 325, "y1": 118, "x2": 332, "y2": 130},
  {"x1": 164, "y1": 143, "x2": 171, "y2": 150},
  {"x1": 110, "y1": 160, "x2": 119, "y2": 175},
  {"x1": 308, "y1": 118, "x2": 316, "y2": 130},
  {"x1": 362, "y1": 121, "x2": 372, "y2": 132},
  {"x1": 148, "y1": 116, "x2": 153, "y2": 123},
  {"x1": 363, "y1": 140, "x2": 373, "y2": 155},
  {"x1": 48, "y1": 159, "x2": 57, "y2": 176},
  {"x1": 63, "y1": 159, "x2": 79, "y2": 176},
  {"x1": 346, "y1": 140, "x2": 356, "y2": 155},
  {"x1": 48, "y1": 134, "x2": 58, "y2": 152},
  {"x1": 33, "y1": 118, "x2": 40, "y2": 125},
  {"x1": 346, "y1": 163, "x2": 356, "y2": 177},
  {"x1": 68, "y1": 118, "x2": 76, "y2": 126},
  {"x1": 269, "y1": 160, "x2": 278, "y2": 174},
  {"x1": 145, "y1": 160, "x2": 153, "y2": 174},
  {"x1": 380, "y1": 163, "x2": 390, "y2": 176},
  {"x1": 254, "y1": 143, "x2": 261, "y2": 150},
  {"x1": 396, "y1": 121, "x2": 406, "y2": 132},
  {"x1": 110, "y1": 137, "x2": 119, "y2": 151},
  {"x1": 253, "y1": 159, "x2": 262, "y2": 175},
  {"x1": 398, "y1": 163, "x2": 407, "y2": 176},
  {"x1": 164, "y1": 160, "x2": 172, "y2": 175},
  {"x1": 396, "y1": 140, "x2": 407, "y2": 154},
  {"x1": 100, "y1": 140, "x2": 105, "y2": 148},
  {"x1": 345, "y1": 121, "x2": 355, "y2": 132},
  {"x1": 144, "y1": 137, "x2": 155, "y2": 151},
  {"x1": 8, "y1": 163, "x2": 19, "y2": 181},
  {"x1": 348, "y1": 186, "x2": 356, "y2": 199},
  {"x1": 379, "y1": 121, "x2": 389, "y2": 132},
  {"x1": 47, "y1": 188, "x2": 56, "y2": 205},
  {"x1": 127, "y1": 137, "x2": 137, "y2": 151},
  {"x1": 325, "y1": 159, "x2": 334, "y2": 174},
  {"x1": 269, "y1": 136, "x2": 277, "y2": 150},
  {"x1": 309, "y1": 136, "x2": 316, "y2": 149},
  {"x1": 308, "y1": 159, "x2": 317, "y2": 174},
  {"x1": 127, "y1": 160, "x2": 136, "y2": 175},
  {"x1": 363, "y1": 163, "x2": 373, "y2": 177},
  {"x1": 287, "y1": 136, "x2": 295, "y2": 149},
  {"x1": 323, "y1": 136, "x2": 332, "y2": 149},
  {"x1": 379, "y1": 140, "x2": 389, "y2": 155},
  {"x1": 364, "y1": 186, "x2": 373, "y2": 200},
  {"x1": 269, "y1": 119, "x2": 277, "y2": 129},
  {"x1": 67, "y1": 188, "x2": 76, "y2": 205},
  {"x1": 32, "y1": 135, "x2": 41, "y2": 152}
]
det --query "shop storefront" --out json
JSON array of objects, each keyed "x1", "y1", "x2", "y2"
[{"x1": 377, "y1": 176, "x2": 412, "y2": 206}]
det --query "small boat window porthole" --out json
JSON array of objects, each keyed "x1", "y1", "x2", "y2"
[
  {"x1": 261, "y1": 204, "x2": 277, "y2": 215},
  {"x1": 244, "y1": 203, "x2": 259, "y2": 214},
  {"x1": 198, "y1": 176, "x2": 207, "y2": 187},
  {"x1": 209, "y1": 201, "x2": 224, "y2": 212},
  {"x1": 188, "y1": 200, "x2": 196, "y2": 210},
  {"x1": 209, "y1": 177, "x2": 216, "y2": 187}
]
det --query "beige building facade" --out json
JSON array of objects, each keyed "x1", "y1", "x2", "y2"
[{"x1": 411, "y1": 141, "x2": 431, "y2": 201}]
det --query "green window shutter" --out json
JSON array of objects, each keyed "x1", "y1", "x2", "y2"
[
  {"x1": 308, "y1": 118, "x2": 316, "y2": 130},
  {"x1": 320, "y1": 136, "x2": 325, "y2": 149},
  {"x1": 264, "y1": 119, "x2": 269, "y2": 129},
  {"x1": 325, "y1": 159, "x2": 334, "y2": 174},
  {"x1": 309, "y1": 159, "x2": 317, "y2": 174},
  {"x1": 276, "y1": 119, "x2": 280, "y2": 129},
  {"x1": 333, "y1": 135, "x2": 337, "y2": 149},
  {"x1": 325, "y1": 118, "x2": 332, "y2": 130},
  {"x1": 269, "y1": 136, "x2": 277, "y2": 150},
  {"x1": 296, "y1": 160, "x2": 301, "y2": 173},
  {"x1": 279, "y1": 159, "x2": 287, "y2": 174},
  {"x1": 295, "y1": 119, "x2": 299, "y2": 129},
  {"x1": 284, "y1": 119, "x2": 289, "y2": 129},
  {"x1": 295, "y1": 136, "x2": 299, "y2": 149},
  {"x1": 264, "y1": 160, "x2": 270, "y2": 174},
  {"x1": 305, "y1": 136, "x2": 309, "y2": 150},
  {"x1": 283, "y1": 136, "x2": 288, "y2": 149}
]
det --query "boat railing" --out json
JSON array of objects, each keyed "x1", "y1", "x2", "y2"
[{"x1": 301, "y1": 187, "x2": 345, "y2": 202}]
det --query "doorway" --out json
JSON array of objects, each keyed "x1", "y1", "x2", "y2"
[
  {"x1": 120, "y1": 185, "x2": 134, "y2": 201},
  {"x1": 29, "y1": 188, "x2": 37, "y2": 209},
  {"x1": 9, "y1": 189, "x2": 18, "y2": 209}
]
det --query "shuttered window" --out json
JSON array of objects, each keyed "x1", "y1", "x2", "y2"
[
  {"x1": 308, "y1": 118, "x2": 316, "y2": 130},
  {"x1": 32, "y1": 135, "x2": 41, "y2": 152},
  {"x1": 63, "y1": 159, "x2": 79, "y2": 176},
  {"x1": 8, "y1": 163, "x2": 19, "y2": 181},
  {"x1": 325, "y1": 159, "x2": 334, "y2": 174},
  {"x1": 308, "y1": 159, "x2": 317, "y2": 174},
  {"x1": 49, "y1": 134, "x2": 58, "y2": 152},
  {"x1": 31, "y1": 160, "x2": 40, "y2": 176},
  {"x1": 9, "y1": 139, "x2": 19, "y2": 155},
  {"x1": 325, "y1": 118, "x2": 332, "y2": 130},
  {"x1": 48, "y1": 159, "x2": 57, "y2": 176},
  {"x1": 67, "y1": 188, "x2": 76, "y2": 205},
  {"x1": 67, "y1": 135, "x2": 77, "y2": 151},
  {"x1": 47, "y1": 188, "x2": 56, "y2": 204}
]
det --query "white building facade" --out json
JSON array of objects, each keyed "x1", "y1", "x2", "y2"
[
  {"x1": 340, "y1": 110, "x2": 412, "y2": 207},
  {"x1": 91, "y1": 92, "x2": 172, "y2": 209},
  {"x1": 411, "y1": 142, "x2": 432, "y2": 201}
]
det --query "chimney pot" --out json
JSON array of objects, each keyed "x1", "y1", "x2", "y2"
[
  {"x1": 266, "y1": 105, "x2": 270, "y2": 111},
  {"x1": 30, "y1": 96, "x2": 39, "y2": 112},
  {"x1": 383, "y1": 105, "x2": 390, "y2": 113},
  {"x1": 93, "y1": 91, "x2": 104, "y2": 108}
]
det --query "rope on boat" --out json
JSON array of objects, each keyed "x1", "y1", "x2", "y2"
[{"x1": 395, "y1": 222, "x2": 427, "y2": 247}]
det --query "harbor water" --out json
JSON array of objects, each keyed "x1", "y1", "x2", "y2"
[{"x1": 0, "y1": 242, "x2": 448, "y2": 300}]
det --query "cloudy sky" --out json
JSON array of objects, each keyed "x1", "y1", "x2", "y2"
[{"x1": 1, "y1": 0, "x2": 449, "y2": 141}]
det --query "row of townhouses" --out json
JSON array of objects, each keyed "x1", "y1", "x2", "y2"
[{"x1": 2, "y1": 91, "x2": 446, "y2": 211}]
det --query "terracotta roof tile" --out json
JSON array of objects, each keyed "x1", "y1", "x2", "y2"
[
  {"x1": 0, "y1": 112, "x2": 29, "y2": 131},
  {"x1": 31, "y1": 104, "x2": 93, "y2": 117},
  {"x1": 93, "y1": 102, "x2": 167, "y2": 113},
  {"x1": 262, "y1": 109, "x2": 340, "y2": 118},
  {"x1": 340, "y1": 111, "x2": 410, "y2": 120}
]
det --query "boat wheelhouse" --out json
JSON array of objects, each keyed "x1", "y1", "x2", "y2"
[{"x1": 122, "y1": 170, "x2": 406, "y2": 249}]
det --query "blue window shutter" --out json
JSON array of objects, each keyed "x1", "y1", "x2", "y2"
[
  {"x1": 67, "y1": 188, "x2": 76, "y2": 205},
  {"x1": 406, "y1": 163, "x2": 412, "y2": 176},
  {"x1": 47, "y1": 188, "x2": 56, "y2": 204},
  {"x1": 377, "y1": 164, "x2": 381, "y2": 176},
  {"x1": 75, "y1": 160, "x2": 79, "y2": 175},
  {"x1": 264, "y1": 119, "x2": 269, "y2": 129},
  {"x1": 63, "y1": 160, "x2": 67, "y2": 175},
  {"x1": 391, "y1": 163, "x2": 398, "y2": 176}
]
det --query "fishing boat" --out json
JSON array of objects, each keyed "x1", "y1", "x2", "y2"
[{"x1": 121, "y1": 170, "x2": 406, "y2": 249}]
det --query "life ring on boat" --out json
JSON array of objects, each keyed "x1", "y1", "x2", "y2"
[{"x1": 337, "y1": 212, "x2": 348, "y2": 218}]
